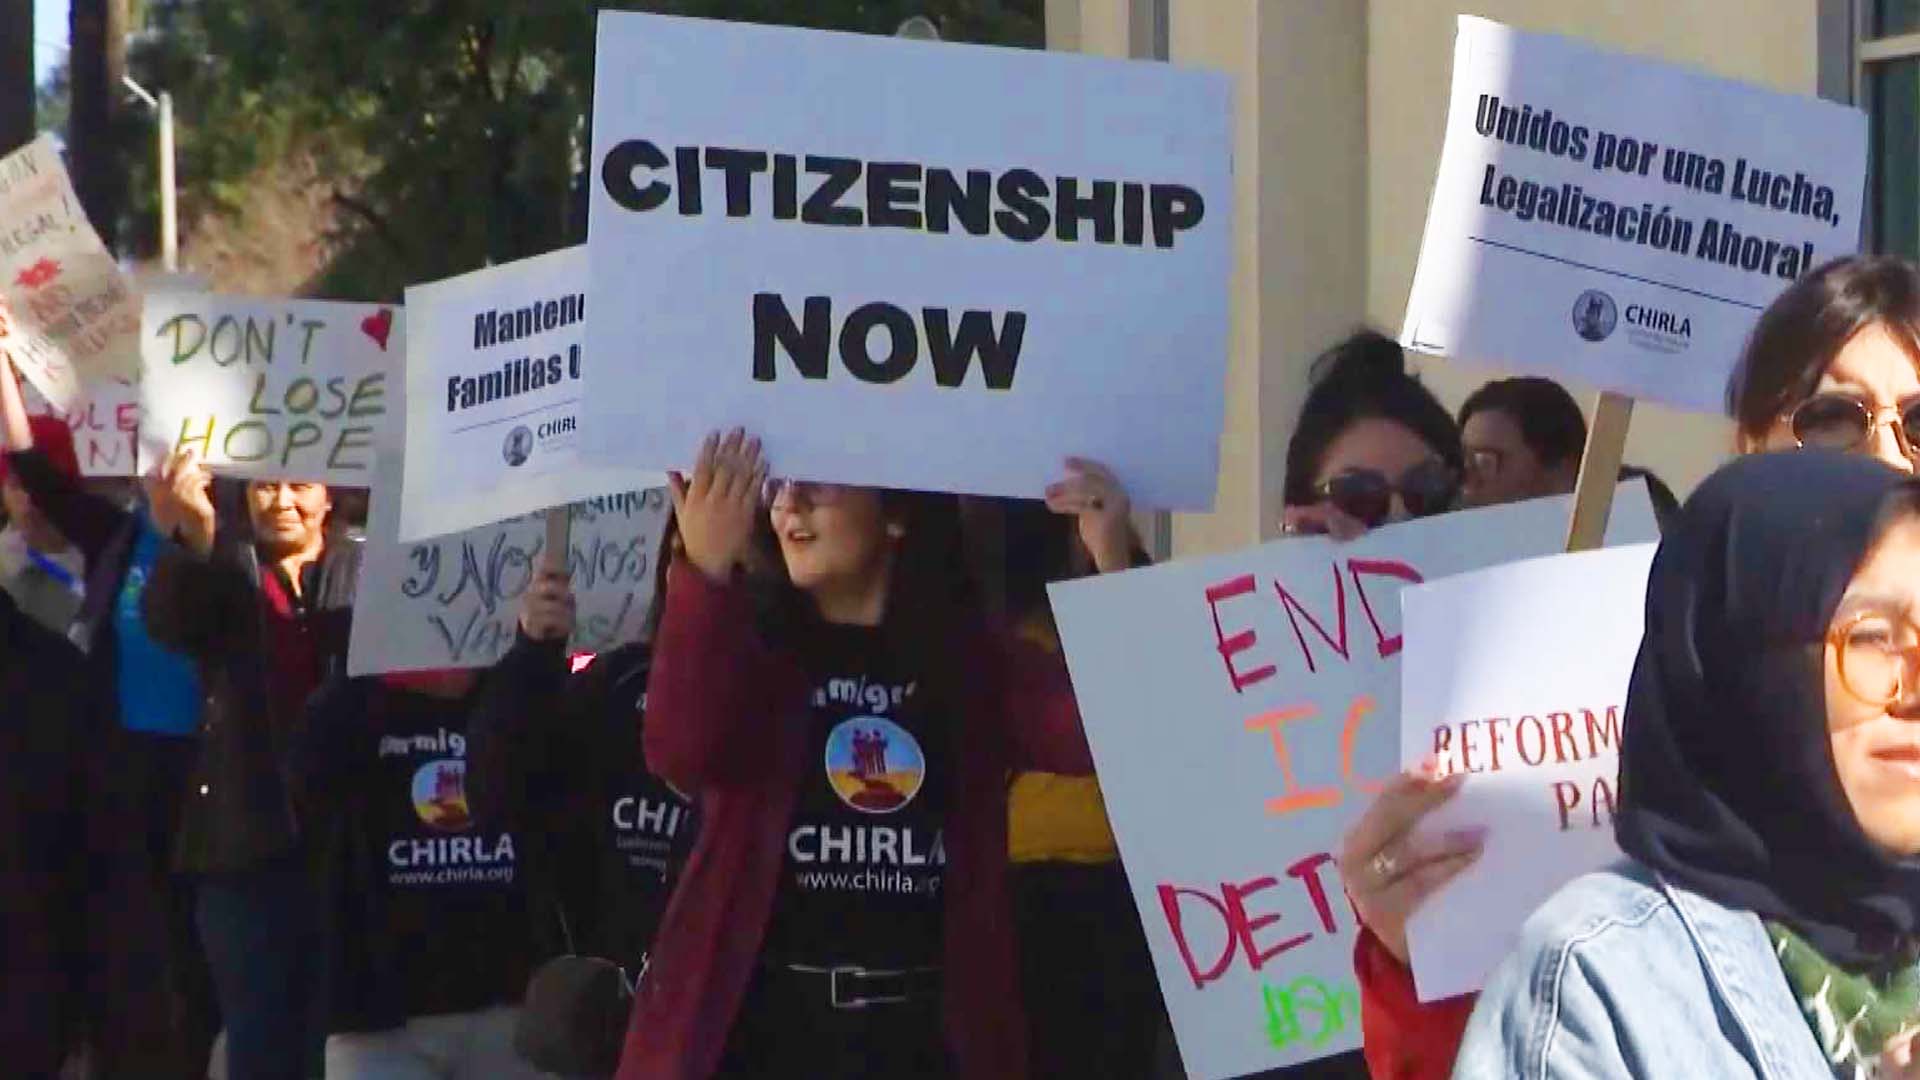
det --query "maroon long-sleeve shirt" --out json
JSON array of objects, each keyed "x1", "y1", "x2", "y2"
[{"x1": 618, "y1": 563, "x2": 1094, "y2": 1079}]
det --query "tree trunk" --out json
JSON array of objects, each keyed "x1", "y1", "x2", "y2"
[
  {"x1": 69, "y1": 0, "x2": 128, "y2": 250},
  {"x1": 0, "y1": 0, "x2": 31, "y2": 155}
]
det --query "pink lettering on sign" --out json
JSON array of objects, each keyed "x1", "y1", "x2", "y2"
[
  {"x1": 1202, "y1": 558, "x2": 1426, "y2": 693},
  {"x1": 1205, "y1": 574, "x2": 1276, "y2": 693},
  {"x1": 1156, "y1": 852, "x2": 1345, "y2": 990}
]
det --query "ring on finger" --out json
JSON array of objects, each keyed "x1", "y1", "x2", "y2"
[{"x1": 1369, "y1": 850, "x2": 1399, "y2": 885}]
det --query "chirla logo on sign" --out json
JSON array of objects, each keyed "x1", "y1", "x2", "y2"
[
  {"x1": 502, "y1": 424, "x2": 533, "y2": 467},
  {"x1": 1571, "y1": 289, "x2": 1617, "y2": 342}
]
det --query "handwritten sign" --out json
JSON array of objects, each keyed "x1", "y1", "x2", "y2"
[
  {"x1": 583, "y1": 12, "x2": 1231, "y2": 507},
  {"x1": 1399, "y1": 544, "x2": 1655, "y2": 1002},
  {"x1": 349, "y1": 471, "x2": 672, "y2": 676},
  {"x1": 22, "y1": 375, "x2": 139, "y2": 477},
  {"x1": 0, "y1": 135, "x2": 142, "y2": 408},
  {"x1": 400, "y1": 246, "x2": 660, "y2": 540},
  {"x1": 1046, "y1": 486, "x2": 1658, "y2": 1079},
  {"x1": 137, "y1": 293, "x2": 400, "y2": 484},
  {"x1": 1401, "y1": 17, "x2": 1866, "y2": 413}
]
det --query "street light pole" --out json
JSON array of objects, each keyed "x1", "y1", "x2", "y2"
[
  {"x1": 895, "y1": 15, "x2": 941, "y2": 40},
  {"x1": 122, "y1": 76, "x2": 178, "y2": 271},
  {"x1": 158, "y1": 91, "x2": 177, "y2": 271}
]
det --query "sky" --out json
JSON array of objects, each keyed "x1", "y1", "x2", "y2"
[{"x1": 34, "y1": 0, "x2": 69, "y2": 85}]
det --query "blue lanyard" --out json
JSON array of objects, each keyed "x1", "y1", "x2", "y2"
[{"x1": 24, "y1": 547, "x2": 81, "y2": 594}]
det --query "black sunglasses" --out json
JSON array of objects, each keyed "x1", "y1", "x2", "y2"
[
  {"x1": 1314, "y1": 460, "x2": 1460, "y2": 528},
  {"x1": 1787, "y1": 393, "x2": 1920, "y2": 460}
]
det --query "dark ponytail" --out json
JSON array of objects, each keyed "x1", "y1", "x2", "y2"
[{"x1": 1282, "y1": 330, "x2": 1462, "y2": 507}]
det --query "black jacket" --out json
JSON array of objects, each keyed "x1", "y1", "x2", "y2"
[
  {"x1": 142, "y1": 521, "x2": 359, "y2": 874},
  {"x1": 4, "y1": 448, "x2": 137, "y2": 675},
  {"x1": 468, "y1": 635, "x2": 695, "y2": 973}
]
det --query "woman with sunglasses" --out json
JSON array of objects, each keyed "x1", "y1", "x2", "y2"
[
  {"x1": 1270, "y1": 330, "x2": 1466, "y2": 1079},
  {"x1": 1733, "y1": 255, "x2": 1920, "y2": 470},
  {"x1": 1279, "y1": 330, "x2": 1464, "y2": 540},
  {"x1": 613, "y1": 430, "x2": 1130, "y2": 1079},
  {"x1": 1353, "y1": 253, "x2": 1920, "y2": 1080},
  {"x1": 1458, "y1": 451, "x2": 1920, "y2": 1079}
]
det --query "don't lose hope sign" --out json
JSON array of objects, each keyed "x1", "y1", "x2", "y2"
[{"x1": 583, "y1": 12, "x2": 1232, "y2": 509}]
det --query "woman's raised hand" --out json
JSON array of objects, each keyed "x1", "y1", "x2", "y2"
[
  {"x1": 668, "y1": 429, "x2": 767, "y2": 585},
  {"x1": 144, "y1": 448, "x2": 217, "y2": 557},
  {"x1": 1336, "y1": 759, "x2": 1485, "y2": 964},
  {"x1": 1045, "y1": 457, "x2": 1134, "y2": 574},
  {"x1": 1281, "y1": 501, "x2": 1370, "y2": 542}
]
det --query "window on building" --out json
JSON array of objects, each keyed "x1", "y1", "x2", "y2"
[{"x1": 1866, "y1": 1, "x2": 1920, "y2": 257}]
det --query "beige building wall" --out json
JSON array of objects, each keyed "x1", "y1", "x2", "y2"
[{"x1": 1367, "y1": 1, "x2": 1820, "y2": 498}]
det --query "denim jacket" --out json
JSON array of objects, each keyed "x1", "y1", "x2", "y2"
[{"x1": 1453, "y1": 860, "x2": 1841, "y2": 1079}]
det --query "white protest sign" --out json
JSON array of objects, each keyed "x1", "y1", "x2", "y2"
[
  {"x1": 349, "y1": 475, "x2": 672, "y2": 676},
  {"x1": 138, "y1": 293, "x2": 400, "y2": 484},
  {"x1": 1399, "y1": 543, "x2": 1655, "y2": 1003},
  {"x1": 1401, "y1": 17, "x2": 1866, "y2": 414},
  {"x1": 584, "y1": 13, "x2": 1231, "y2": 508},
  {"x1": 1047, "y1": 486, "x2": 1658, "y2": 1079},
  {"x1": 0, "y1": 135, "x2": 143, "y2": 408},
  {"x1": 22, "y1": 375, "x2": 140, "y2": 477},
  {"x1": 400, "y1": 246, "x2": 659, "y2": 541}
]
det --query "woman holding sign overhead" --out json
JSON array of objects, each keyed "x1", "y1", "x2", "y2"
[
  {"x1": 619, "y1": 430, "x2": 1128, "y2": 1079},
  {"x1": 1351, "y1": 253, "x2": 1920, "y2": 1079},
  {"x1": 1457, "y1": 450, "x2": 1920, "y2": 1078},
  {"x1": 143, "y1": 448, "x2": 361, "y2": 1080}
]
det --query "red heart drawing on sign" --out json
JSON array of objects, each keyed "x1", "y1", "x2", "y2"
[{"x1": 361, "y1": 308, "x2": 394, "y2": 350}]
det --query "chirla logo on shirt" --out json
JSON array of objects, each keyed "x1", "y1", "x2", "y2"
[
  {"x1": 825, "y1": 717, "x2": 925, "y2": 814},
  {"x1": 411, "y1": 759, "x2": 471, "y2": 832}
]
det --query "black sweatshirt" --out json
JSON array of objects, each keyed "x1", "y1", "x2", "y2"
[
  {"x1": 468, "y1": 636, "x2": 696, "y2": 975},
  {"x1": 292, "y1": 676, "x2": 538, "y2": 1033}
]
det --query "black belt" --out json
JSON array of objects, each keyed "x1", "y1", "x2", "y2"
[{"x1": 770, "y1": 963, "x2": 943, "y2": 1010}]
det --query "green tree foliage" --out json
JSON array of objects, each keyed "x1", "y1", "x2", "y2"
[{"x1": 119, "y1": 0, "x2": 1041, "y2": 299}]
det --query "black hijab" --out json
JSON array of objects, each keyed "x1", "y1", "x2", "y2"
[{"x1": 1616, "y1": 450, "x2": 1920, "y2": 968}]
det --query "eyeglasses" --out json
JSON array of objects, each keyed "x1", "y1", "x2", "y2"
[
  {"x1": 1465, "y1": 448, "x2": 1508, "y2": 484},
  {"x1": 1786, "y1": 394, "x2": 1920, "y2": 461},
  {"x1": 1832, "y1": 610, "x2": 1920, "y2": 707},
  {"x1": 1313, "y1": 460, "x2": 1459, "y2": 529},
  {"x1": 761, "y1": 477, "x2": 849, "y2": 508}
]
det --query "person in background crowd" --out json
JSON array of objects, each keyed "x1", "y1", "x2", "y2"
[
  {"x1": 618, "y1": 430, "x2": 1127, "y2": 1078},
  {"x1": 0, "y1": 355, "x2": 218, "y2": 1078},
  {"x1": 1733, "y1": 255, "x2": 1920, "y2": 473},
  {"x1": 1273, "y1": 330, "x2": 1466, "y2": 1078},
  {"x1": 466, "y1": 516, "x2": 695, "y2": 1076},
  {"x1": 1000, "y1": 500, "x2": 1164, "y2": 1079},
  {"x1": 1353, "y1": 253, "x2": 1920, "y2": 1080},
  {"x1": 1280, "y1": 330, "x2": 1465, "y2": 541},
  {"x1": 0, "y1": 465, "x2": 99, "y2": 1078},
  {"x1": 1459, "y1": 451, "x2": 1920, "y2": 1078},
  {"x1": 291, "y1": 666, "x2": 547, "y2": 1079},
  {"x1": 143, "y1": 448, "x2": 360, "y2": 1080},
  {"x1": 1456, "y1": 376, "x2": 1585, "y2": 507}
]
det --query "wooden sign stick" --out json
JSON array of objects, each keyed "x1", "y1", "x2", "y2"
[
  {"x1": 1564, "y1": 392, "x2": 1635, "y2": 553},
  {"x1": 543, "y1": 506, "x2": 572, "y2": 574}
]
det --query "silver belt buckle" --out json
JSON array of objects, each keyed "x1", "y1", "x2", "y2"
[{"x1": 829, "y1": 965, "x2": 909, "y2": 1010}]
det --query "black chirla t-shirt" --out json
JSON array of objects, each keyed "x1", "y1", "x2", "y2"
[
  {"x1": 369, "y1": 693, "x2": 533, "y2": 1018},
  {"x1": 595, "y1": 655, "x2": 696, "y2": 970},
  {"x1": 762, "y1": 624, "x2": 950, "y2": 969}
]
